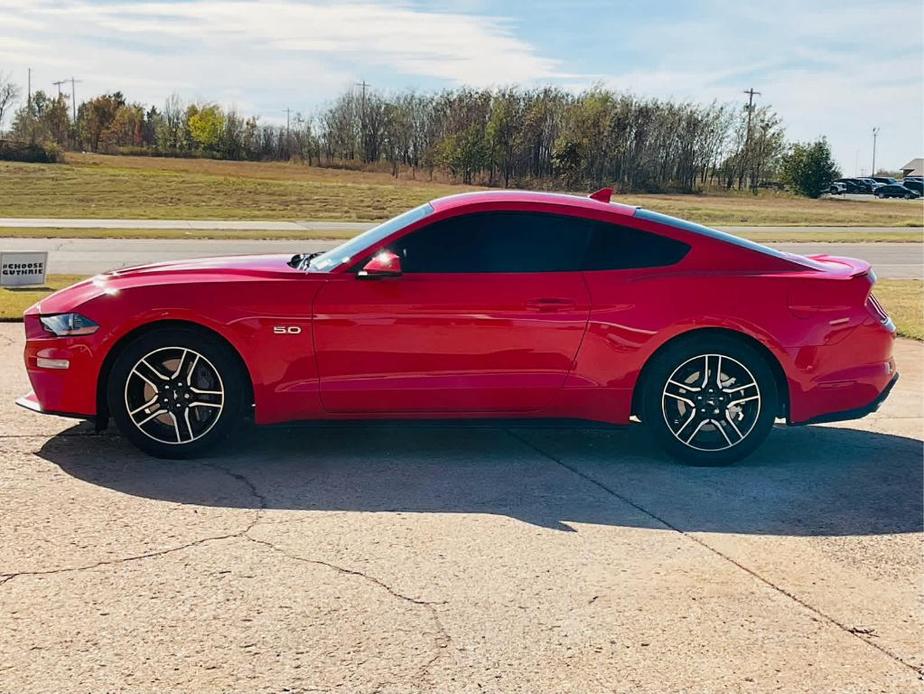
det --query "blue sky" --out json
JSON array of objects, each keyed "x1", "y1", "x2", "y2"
[{"x1": 1, "y1": 0, "x2": 921, "y2": 173}]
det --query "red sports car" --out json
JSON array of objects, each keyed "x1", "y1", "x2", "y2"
[{"x1": 18, "y1": 189, "x2": 897, "y2": 465}]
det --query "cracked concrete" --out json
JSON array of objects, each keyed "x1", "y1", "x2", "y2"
[{"x1": 1, "y1": 323, "x2": 922, "y2": 692}]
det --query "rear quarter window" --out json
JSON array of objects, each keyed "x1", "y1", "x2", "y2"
[{"x1": 584, "y1": 224, "x2": 690, "y2": 270}]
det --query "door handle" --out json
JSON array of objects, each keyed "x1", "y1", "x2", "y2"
[{"x1": 526, "y1": 297, "x2": 576, "y2": 312}]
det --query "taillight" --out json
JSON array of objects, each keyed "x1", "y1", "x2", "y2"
[{"x1": 867, "y1": 293, "x2": 889, "y2": 323}]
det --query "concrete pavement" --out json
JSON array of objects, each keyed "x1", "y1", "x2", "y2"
[
  {"x1": 0, "y1": 324, "x2": 921, "y2": 692},
  {"x1": 1, "y1": 237, "x2": 921, "y2": 278}
]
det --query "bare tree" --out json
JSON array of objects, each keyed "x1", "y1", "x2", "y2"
[{"x1": 0, "y1": 71, "x2": 21, "y2": 132}]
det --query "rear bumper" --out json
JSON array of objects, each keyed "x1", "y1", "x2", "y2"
[{"x1": 794, "y1": 372, "x2": 899, "y2": 426}]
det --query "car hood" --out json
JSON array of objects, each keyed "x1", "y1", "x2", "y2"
[
  {"x1": 104, "y1": 253, "x2": 302, "y2": 280},
  {"x1": 25, "y1": 254, "x2": 313, "y2": 316}
]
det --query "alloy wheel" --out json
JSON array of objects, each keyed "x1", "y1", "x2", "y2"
[
  {"x1": 123, "y1": 346, "x2": 225, "y2": 445},
  {"x1": 661, "y1": 353, "x2": 761, "y2": 452}
]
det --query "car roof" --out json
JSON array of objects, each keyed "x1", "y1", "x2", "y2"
[{"x1": 429, "y1": 190, "x2": 639, "y2": 218}]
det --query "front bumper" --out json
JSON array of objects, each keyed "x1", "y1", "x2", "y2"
[
  {"x1": 795, "y1": 372, "x2": 899, "y2": 425},
  {"x1": 15, "y1": 389, "x2": 93, "y2": 420}
]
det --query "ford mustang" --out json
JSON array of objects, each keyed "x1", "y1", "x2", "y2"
[{"x1": 18, "y1": 189, "x2": 898, "y2": 465}]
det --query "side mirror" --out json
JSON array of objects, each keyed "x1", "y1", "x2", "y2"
[{"x1": 358, "y1": 250, "x2": 402, "y2": 279}]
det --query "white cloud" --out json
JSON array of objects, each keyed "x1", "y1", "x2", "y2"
[{"x1": 0, "y1": 0, "x2": 558, "y2": 111}]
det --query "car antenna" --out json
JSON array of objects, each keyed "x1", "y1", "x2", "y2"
[{"x1": 588, "y1": 187, "x2": 613, "y2": 203}]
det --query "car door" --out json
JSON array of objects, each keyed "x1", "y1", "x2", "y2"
[{"x1": 311, "y1": 210, "x2": 593, "y2": 414}]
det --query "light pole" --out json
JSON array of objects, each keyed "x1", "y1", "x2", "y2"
[{"x1": 872, "y1": 127, "x2": 879, "y2": 176}]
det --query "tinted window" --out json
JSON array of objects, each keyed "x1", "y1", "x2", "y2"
[
  {"x1": 394, "y1": 212, "x2": 594, "y2": 273},
  {"x1": 584, "y1": 224, "x2": 690, "y2": 270},
  {"x1": 389, "y1": 211, "x2": 690, "y2": 274}
]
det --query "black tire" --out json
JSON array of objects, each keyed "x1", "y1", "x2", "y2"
[
  {"x1": 107, "y1": 327, "x2": 248, "y2": 459},
  {"x1": 640, "y1": 334, "x2": 778, "y2": 466}
]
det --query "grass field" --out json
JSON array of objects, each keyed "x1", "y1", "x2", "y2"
[
  {"x1": 1, "y1": 153, "x2": 922, "y2": 227},
  {"x1": 3, "y1": 275, "x2": 920, "y2": 340}
]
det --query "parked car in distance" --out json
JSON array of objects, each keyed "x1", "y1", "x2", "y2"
[
  {"x1": 871, "y1": 176, "x2": 897, "y2": 185},
  {"x1": 859, "y1": 178, "x2": 883, "y2": 191},
  {"x1": 17, "y1": 188, "x2": 899, "y2": 466},
  {"x1": 875, "y1": 183, "x2": 921, "y2": 199},
  {"x1": 829, "y1": 182, "x2": 847, "y2": 195},
  {"x1": 901, "y1": 178, "x2": 923, "y2": 194},
  {"x1": 833, "y1": 178, "x2": 871, "y2": 193}
]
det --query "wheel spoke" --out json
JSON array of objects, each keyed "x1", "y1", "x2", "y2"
[
  {"x1": 189, "y1": 401, "x2": 222, "y2": 409},
  {"x1": 171, "y1": 348, "x2": 190, "y2": 380},
  {"x1": 713, "y1": 419, "x2": 733, "y2": 446},
  {"x1": 135, "y1": 408, "x2": 167, "y2": 427},
  {"x1": 715, "y1": 355, "x2": 723, "y2": 388},
  {"x1": 131, "y1": 358, "x2": 170, "y2": 389},
  {"x1": 169, "y1": 410, "x2": 194, "y2": 443},
  {"x1": 685, "y1": 418, "x2": 710, "y2": 444},
  {"x1": 699, "y1": 355, "x2": 711, "y2": 388},
  {"x1": 675, "y1": 409, "x2": 698, "y2": 436},
  {"x1": 129, "y1": 395, "x2": 159, "y2": 417},
  {"x1": 724, "y1": 412, "x2": 745, "y2": 441},
  {"x1": 723, "y1": 381, "x2": 757, "y2": 395},
  {"x1": 668, "y1": 378, "x2": 700, "y2": 393},
  {"x1": 728, "y1": 394, "x2": 759, "y2": 407}
]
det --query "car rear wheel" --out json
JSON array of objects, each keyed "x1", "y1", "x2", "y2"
[
  {"x1": 108, "y1": 328, "x2": 247, "y2": 459},
  {"x1": 640, "y1": 335, "x2": 778, "y2": 465}
]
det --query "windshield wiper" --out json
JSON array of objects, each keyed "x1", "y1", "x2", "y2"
[{"x1": 288, "y1": 251, "x2": 324, "y2": 271}]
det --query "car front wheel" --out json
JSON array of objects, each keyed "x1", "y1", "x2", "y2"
[
  {"x1": 107, "y1": 327, "x2": 247, "y2": 458},
  {"x1": 640, "y1": 336, "x2": 778, "y2": 465}
]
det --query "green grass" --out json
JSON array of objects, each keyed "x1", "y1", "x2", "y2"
[
  {"x1": 0, "y1": 227, "x2": 920, "y2": 243},
  {"x1": 876, "y1": 280, "x2": 924, "y2": 341},
  {"x1": 0, "y1": 275, "x2": 86, "y2": 321},
  {"x1": 3, "y1": 275, "x2": 920, "y2": 340},
  {"x1": 1, "y1": 153, "x2": 922, "y2": 227}
]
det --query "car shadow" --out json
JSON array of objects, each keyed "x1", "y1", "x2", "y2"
[{"x1": 38, "y1": 420, "x2": 922, "y2": 537}]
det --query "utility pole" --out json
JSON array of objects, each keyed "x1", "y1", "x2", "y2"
[
  {"x1": 355, "y1": 79, "x2": 369, "y2": 161},
  {"x1": 871, "y1": 127, "x2": 880, "y2": 175},
  {"x1": 741, "y1": 87, "x2": 761, "y2": 189},
  {"x1": 52, "y1": 79, "x2": 66, "y2": 98},
  {"x1": 27, "y1": 68, "x2": 33, "y2": 143},
  {"x1": 69, "y1": 77, "x2": 81, "y2": 123}
]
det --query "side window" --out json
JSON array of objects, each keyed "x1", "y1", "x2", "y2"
[
  {"x1": 394, "y1": 212, "x2": 595, "y2": 273},
  {"x1": 584, "y1": 224, "x2": 690, "y2": 270}
]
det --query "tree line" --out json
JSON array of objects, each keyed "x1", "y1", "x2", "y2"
[{"x1": 1, "y1": 70, "x2": 839, "y2": 195}]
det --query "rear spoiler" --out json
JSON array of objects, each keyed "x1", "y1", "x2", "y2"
[{"x1": 804, "y1": 254, "x2": 872, "y2": 279}]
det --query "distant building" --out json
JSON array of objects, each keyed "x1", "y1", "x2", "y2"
[{"x1": 901, "y1": 158, "x2": 923, "y2": 177}]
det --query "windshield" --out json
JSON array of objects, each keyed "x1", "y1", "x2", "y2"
[{"x1": 307, "y1": 203, "x2": 434, "y2": 272}]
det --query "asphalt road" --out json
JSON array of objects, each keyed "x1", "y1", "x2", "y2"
[
  {"x1": 1, "y1": 325, "x2": 921, "y2": 692},
  {"x1": 0, "y1": 237, "x2": 921, "y2": 279},
  {"x1": 0, "y1": 217, "x2": 918, "y2": 233}
]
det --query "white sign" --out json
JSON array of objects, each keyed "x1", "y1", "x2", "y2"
[{"x1": 1, "y1": 251, "x2": 48, "y2": 287}]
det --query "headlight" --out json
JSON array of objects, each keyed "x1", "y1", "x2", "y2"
[{"x1": 39, "y1": 313, "x2": 100, "y2": 336}]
